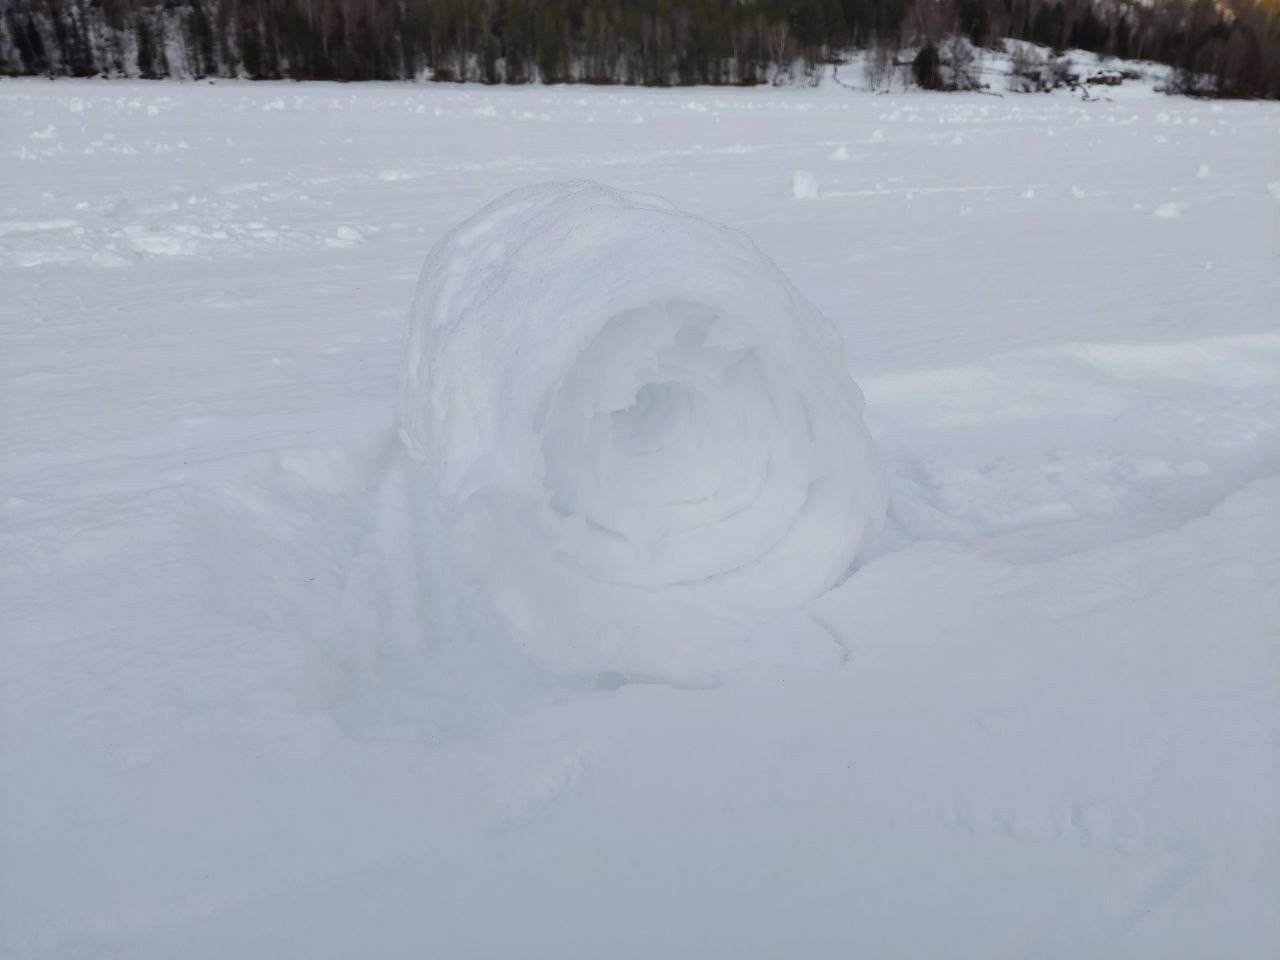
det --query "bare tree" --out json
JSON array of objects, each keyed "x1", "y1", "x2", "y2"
[
  {"x1": 901, "y1": 0, "x2": 955, "y2": 47},
  {"x1": 767, "y1": 19, "x2": 793, "y2": 82},
  {"x1": 1008, "y1": 41, "x2": 1046, "y2": 91},
  {"x1": 941, "y1": 33, "x2": 981, "y2": 89},
  {"x1": 863, "y1": 35, "x2": 893, "y2": 90}
]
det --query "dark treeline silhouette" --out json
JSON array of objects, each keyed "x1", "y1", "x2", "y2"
[{"x1": 2, "y1": 0, "x2": 1277, "y2": 96}]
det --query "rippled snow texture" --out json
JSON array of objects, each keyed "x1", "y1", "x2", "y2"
[{"x1": 400, "y1": 182, "x2": 886, "y2": 676}]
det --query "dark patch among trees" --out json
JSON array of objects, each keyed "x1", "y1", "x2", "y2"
[{"x1": 0, "y1": 0, "x2": 1276, "y2": 98}]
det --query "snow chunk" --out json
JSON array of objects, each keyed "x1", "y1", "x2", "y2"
[
  {"x1": 791, "y1": 170, "x2": 820, "y2": 200},
  {"x1": 325, "y1": 225, "x2": 365, "y2": 248},
  {"x1": 400, "y1": 182, "x2": 886, "y2": 678}
]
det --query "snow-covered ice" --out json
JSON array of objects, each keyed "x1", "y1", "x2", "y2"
[{"x1": 2, "y1": 77, "x2": 1278, "y2": 959}]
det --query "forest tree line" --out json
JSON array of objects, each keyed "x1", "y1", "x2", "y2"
[{"x1": 2, "y1": 0, "x2": 1277, "y2": 96}]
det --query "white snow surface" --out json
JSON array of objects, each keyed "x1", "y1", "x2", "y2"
[
  {"x1": 401, "y1": 181, "x2": 885, "y2": 677},
  {"x1": 2, "y1": 78, "x2": 1279, "y2": 959}
]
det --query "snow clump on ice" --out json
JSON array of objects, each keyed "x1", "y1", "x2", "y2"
[
  {"x1": 400, "y1": 182, "x2": 885, "y2": 678},
  {"x1": 791, "y1": 169, "x2": 820, "y2": 199}
]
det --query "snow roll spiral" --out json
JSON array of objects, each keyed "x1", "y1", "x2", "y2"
[{"x1": 401, "y1": 182, "x2": 886, "y2": 677}]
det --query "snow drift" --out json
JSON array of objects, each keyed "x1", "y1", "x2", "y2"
[{"x1": 400, "y1": 182, "x2": 886, "y2": 677}]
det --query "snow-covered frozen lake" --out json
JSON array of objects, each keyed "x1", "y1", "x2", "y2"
[{"x1": 2, "y1": 78, "x2": 1279, "y2": 958}]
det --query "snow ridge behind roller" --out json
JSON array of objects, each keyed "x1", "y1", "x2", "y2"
[{"x1": 400, "y1": 181, "x2": 886, "y2": 678}]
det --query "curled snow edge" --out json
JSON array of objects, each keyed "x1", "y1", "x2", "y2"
[{"x1": 399, "y1": 181, "x2": 886, "y2": 678}]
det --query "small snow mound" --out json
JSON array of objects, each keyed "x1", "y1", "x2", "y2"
[
  {"x1": 1268, "y1": 182, "x2": 1280, "y2": 201},
  {"x1": 1153, "y1": 201, "x2": 1183, "y2": 219},
  {"x1": 400, "y1": 181, "x2": 886, "y2": 678},
  {"x1": 1196, "y1": 164, "x2": 1211, "y2": 179},
  {"x1": 791, "y1": 170, "x2": 820, "y2": 200},
  {"x1": 90, "y1": 247, "x2": 132, "y2": 268},
  {"x1": 829, "y1": 144, "x2": 850, "y2": 161},
  {"x1": 326, "y1": 225, "x2": 365, "y2": 248}
]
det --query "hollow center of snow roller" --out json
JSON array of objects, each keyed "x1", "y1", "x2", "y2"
[
  {"x1": 537, "y1": 299, "x2": 803, "y2": 586},
  {"x1": 608, "y1": 380, "x2": 688, "y2": 446}
]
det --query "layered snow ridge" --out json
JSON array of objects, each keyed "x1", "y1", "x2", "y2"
[{"x1": 400, "y1": 182, "x2": 886, "y2": 677}]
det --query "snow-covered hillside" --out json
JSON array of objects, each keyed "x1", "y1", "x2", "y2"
[{"x1": 2, "y1": 78, "x2": 1278, "y2": 958}]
